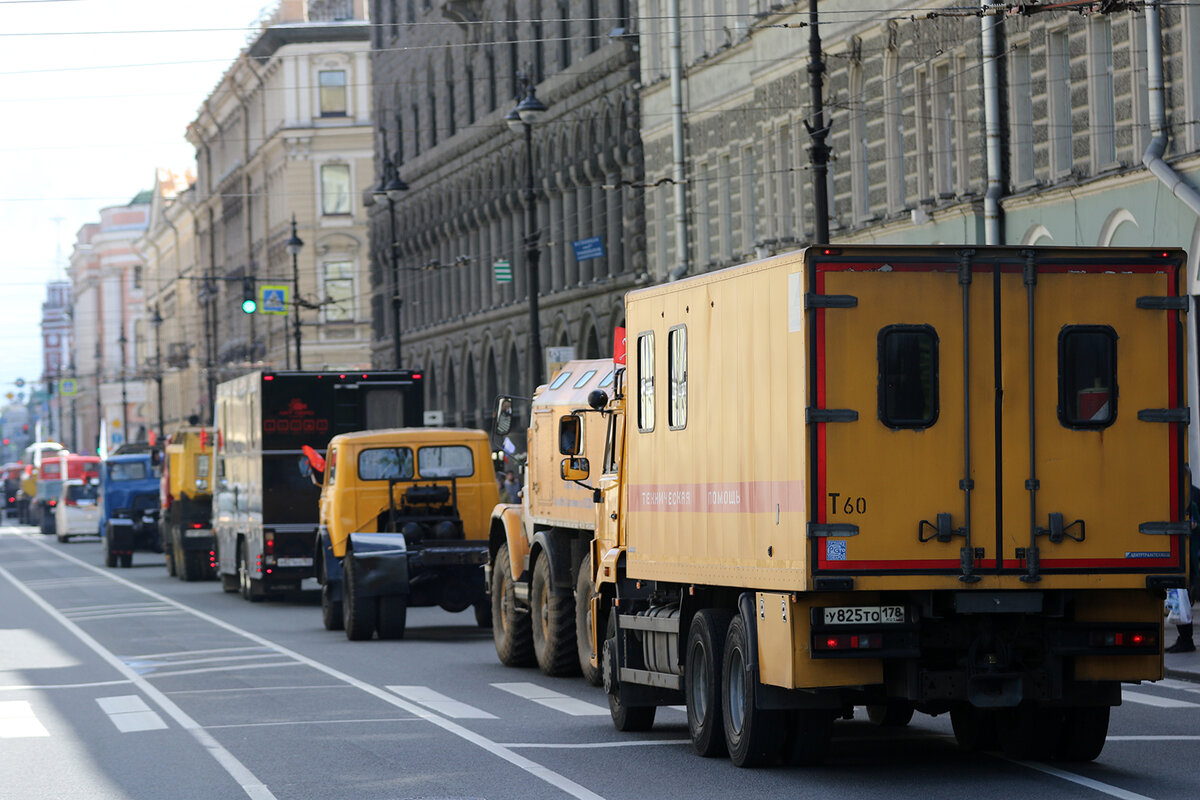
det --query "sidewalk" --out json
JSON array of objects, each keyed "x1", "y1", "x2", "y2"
[{"x1": 1165, "y1": 640, "x2": 1200, "y2": 682}]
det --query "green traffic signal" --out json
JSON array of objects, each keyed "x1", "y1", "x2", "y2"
[{"x1": 241, "y1": 277, "x2": 257, "y2": 314}]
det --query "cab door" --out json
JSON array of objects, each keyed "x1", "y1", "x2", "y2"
[
  {"x1": 998, "y1": 252, "x2": 1185, "y2": 584},
  {"x1": 812, "y1": 251, "x2": 998, "y2": 581}
]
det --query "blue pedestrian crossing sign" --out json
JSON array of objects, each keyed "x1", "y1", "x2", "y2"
[
  {"x1": 260, "y1": 285, "x2": 289, "y2": 314},
  {"x1": 59, "y1": 378, "x2": 78, "y2": 396}
]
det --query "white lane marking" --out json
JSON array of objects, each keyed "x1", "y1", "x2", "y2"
[
  {"x1": 133, "y1": 653, "x2": 293, "y2": 669},
  {"x1": 127, "y1": 646, "x2": 274, "y2": 660},
  {"x1": 387, "y1": 686, "x2": 498, "y2": 719},
  {"x1": 1121, "y1": 690, "x2": 1200, "y2": 708},
  {"x1": 503, "y1": 739, "x2": 691, "y2": 749},
  {"x1": 21, "y1": 537, "x2": 607, "y2": 800},
  {"x1": 1108, "y1": 735, "x2": 1200, "y2": 740},
  {"x1": 206, "y1": 718, "x2": 419, "y2": 730},
  {"x1": 60, "y1": 602, "x2": 174, "y2": 614},
  {"x1": 0, "y1": 563, "x2": 277, "y2": 800},
  {"x1": 1015, "y1": 760, "x2": 1158, "y2": 800},
  {"x1": 1154, "y1": 678, "x2": 1200, "y2": 693},
  {"x1": 166, "y1": 685, "x2": 349, "y2": 696},
  {"x1": 145, "y1": 662, "x2": 303, "y2": 679},
  {"x1": 0, "y1": 679, "x2": 132, "y2": 692},
  {"x1": 22, "y1": 577, "x2": 109, "y2": 589},
  {"x1": 492, "y1": 682, "x2": 610, "y2": 716},
  {"x1": 66, "y1": 610, "x2": 186, "y2": 622},
  {"x1": 0, "y1": 700, "x2": 50, "y2": 738},
  {"x1": 96, "y1": 695, "x2": 168, "y2": 733}
]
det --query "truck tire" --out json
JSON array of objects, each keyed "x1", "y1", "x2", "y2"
[
  {"x1": 866, "y1": 699, "x2": 914, "y2": 727},
  {"x1": 180, "y1": 550, "x2": 203, "y2": 582},
  {"x1": 686, "y1": 609, "x2": 734, "y2": 757},
  {"x1": 342, "y1": 556, "x2": 377, "y2": 640},
  {"x1": 165, "y1": 536, "x2": 177, "y2": 576},
  {"x1": 120, "y1": 553, "x2": 132, "y2": 568},
  {"x1": 56, "y1": 529, "x2": 69, "y2": 544},
  {"x1": 1055, "y1": 706, "x2": 1108, "y2": 762},
  {"x1": 41, "y1": 512, "x2": 56, "y2": 536},
  {"x1": 996, "y1": 706, "x2": 1063, "y2": 761},
  {"x1": 531, "y1": 555, "x2": 579, "y2": 676},
  {"x1": 238, "y1": 540, "x2": 263, "y2": 602},
  {"x1": 576, "y1": 552, "x2": 602, "y2": 686},
  {"x1": 950, "y1": 703, "x2": 998, "y2": 752},
  {"x1": 321, "y1": 581, "x2": 344, "y2": 631},
  {"x1": 474, "y1": 601, "x2": 491, "y2": 628},
  {"x1": 603, "y1": 611, "x2": 657, "y2": 732},
  {"x1": 491, "y1": 543, "x2": 534, "y2": 666},
  {"x1": 377, "y1": 596, "x2": 408, "y2": 640},
  {"x1": 721, "y1": 613, "x2": 784, "y2": 767}
]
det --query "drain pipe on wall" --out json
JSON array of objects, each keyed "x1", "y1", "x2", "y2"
[
  {"x1": 981, "y1": 2, "x2": 1004, "y2": 245},
  {"x1": 1144, "y1": 0, "x2": 1200, "y2": 489},
  {"x1": 666, "y1": 0, "x2": 690, "y2": 281}
]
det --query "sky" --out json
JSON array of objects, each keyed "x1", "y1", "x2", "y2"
[{"x1": 0, "y1": 0, "x2": 271, "y2": 403}]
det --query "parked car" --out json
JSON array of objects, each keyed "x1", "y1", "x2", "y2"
[{"x1": 56, "y1": 479, "x2": 101, "y2": 543}]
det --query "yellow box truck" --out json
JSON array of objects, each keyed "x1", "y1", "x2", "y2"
[
  {"x1": 559, "y1": 245, "x2": 1188, "y2": 766},
  {"x1": 488, "y1": 359, "x2": 615, "y2": 682}
]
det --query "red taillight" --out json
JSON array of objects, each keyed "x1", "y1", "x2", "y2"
[
  {"x1": 1089, "y1": 630, "x2": 1157, "y2": 648},
  {"x1": 48, "y1": 500, "x2": 56, "y2": 507},
  {"x1": 412, "y1": 373, "x2": 422, "y2": 380},
  {"x1": 339, "y1": 373, "x2": 347, "y2": 379},
  {"x1": 264, "y1": 375, "x2": 275, "y2": 381},
  {"x1": 192, "y1": 523, "x2": 203, "y2": 529},
  {"x1": 264, "y1": 533, "x2": 275, "y2": 554},
  {"x1": 814, "y1": 633, "x2": 882, "y2": 651},
  {"x1": 64, "y1": 499, "x2": 77, "y2": 507}
]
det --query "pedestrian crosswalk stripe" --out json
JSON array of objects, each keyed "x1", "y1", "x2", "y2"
[
  {"x1": 1121, "y1": 690, "x2": 1200, "y2": 708},
  {"x1": 97, "y1": 695, "x2": 168, "y2": 732},
  {"x1": 0, "y1": 700, "x2": 50, "y2": 738},
  {"x1": 492, "y1": 682, "x2": 609, "y2": 716},
  {"x1": 386, "y1": 686, "x2": 497, "y2": 719}
]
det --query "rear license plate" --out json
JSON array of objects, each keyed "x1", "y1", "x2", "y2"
[
  {"x1": 822, "y1": 606, "x2": 904, "y2": 625},
  {"x1": 276, "y1": 557, "x2": 312, "y2": 568},
  {"x1": 184, "y1": 529, "x2": 211, "y2": 538}
]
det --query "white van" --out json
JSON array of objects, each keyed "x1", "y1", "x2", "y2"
[{"x1": 56, "y1": 479, "x2": 101, "y2": 542}]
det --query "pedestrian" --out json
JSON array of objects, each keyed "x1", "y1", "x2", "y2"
[
  {"x1": 1166, "y1": 486, "x2": 1199, "y2": 653},
  {"x1": 502, "y1": 470, "x2": 520, "y2": 504}
]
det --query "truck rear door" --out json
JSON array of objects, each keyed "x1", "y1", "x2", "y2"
[{"x1": 810, "y1": 248, "x2": 1185, "y2": 586}]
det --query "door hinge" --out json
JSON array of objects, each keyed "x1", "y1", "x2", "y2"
[
  {"x1": 806, "y1": 408, "x2": 859, "y2": 424},
  {"x1": 1136, "y1": 296, "x2": 1187, "y2": 311},
  {"x1": 1138, "y1": 408, "x2": 1189, "y2": 423},
  {"x1": 805, "y1": 292, "x2": 858, "y2": 309}
]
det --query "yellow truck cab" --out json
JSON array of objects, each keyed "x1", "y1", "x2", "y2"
[
  {"x1": 159, "y1": 426, "x2": 216, "y2": 581},
  {"x1": 563, "y1": 245, "x2": 1187, "y2": 767},
  {"x1": 310, "y1": 427, "x2": 499, "y2": 640},
  {"x1": 488, "y1": 359, "x2": 615, "y2": 682}
]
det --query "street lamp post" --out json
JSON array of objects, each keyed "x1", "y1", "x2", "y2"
[
  {"x1": 506, "y1": 75, "x2": 550, "y2": 390},
  {"x1": 285, "y1": 216, "x2": 305, "y2": 371},
  {"x1": 372, "y1": 127, "x2": 408, "y2": 369},
  {"x1": 151, "y1": 305, "x2": 165, "y2": 440},
  {"x1": 116, "y1": 330, "x2": 129, "y2": 441}
]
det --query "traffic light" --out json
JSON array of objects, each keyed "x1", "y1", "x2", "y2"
[{"x1": 241, "y1": 277, "x2": 257, "y2": 314}]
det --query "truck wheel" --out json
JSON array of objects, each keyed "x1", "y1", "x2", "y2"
[
  {"x1": 474, "y1": 601, "x2": 492, "y2": 628},
  {"x1": 604, "y1": 611, "x2": 657, "y2": 732},
  {"x1": 721, "y1": 613, "x2": 784, "y2": 767},
  {"x1": 165, "y1": 542, "x2": 177, "y2": 577},
  {"x1": 41, "y1": 513, "x2": 55, "y2": 536},
  {"x1": 56, "y1": 529, "x2": 69, "y2": 544},
  {"x1": 342, "y1": 556, "x2": 377, "y2": 640},
  {"x1": 950, "y1": 704, "x2": 998, "y2": 751},
  {"x1": 182, "y1": 550, "x2": 206, "y2": 582},
  {"x1": 491, "y1": 543, "x2": 534, "y2": 666},
  {"x1": 238, "y1": 541, "x2": 263, "y2": 602},
  {"x1": 377, "y1": 596, "x2": 408, "y2": 640},
  {"x1": 576, "y1": 552, "x2": 602, "y2": 686},
  {"x1": 1055, "y1": 706, "x2": 1109, "y2": 762},
  {"x1": 321, "y1": 581, "x2": 344, "y2": 631},
  {"x1": 104, "y1": 531, "x2": 117, "y2": 568},
  {"x1": 866, "y1": 699, "x2": 914, "y2": 727},
  {"x1": 686, "y1": 609, "x2": 734, "y2": 757},
  {"x1": 996, "y1": 707, "x2": 1062, "y2": 761},
  {"x1": 531, "y1": 555, "x2": 579, "y2": 676}
]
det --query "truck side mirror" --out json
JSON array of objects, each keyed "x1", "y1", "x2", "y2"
[
  {"x1": 561, "y1": 457, "x2": 590, "y2": 482},
  {"x1": 150, "y1": 449, "x2": 162, "y2": 467},
  {"x1": 559, "y1": 415, "x2": 582, "y2": 456},
  {"x1": 494, "y1": 396, "x2": 514, "y2": 436}
]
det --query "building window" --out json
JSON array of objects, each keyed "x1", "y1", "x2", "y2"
[
  {"x1": 533, "y1": 2, "x2": 545, "y2": 83},
  {"x1": 319, "y1": 70, "x2": 347, "y2": 116},
  {"x1": 933, "y1": 62, "x2": 955, "y2": 198},
  {"x1": 850, "y1": 63, "x2": 869, "y2": 222},
  {"x1": 320, "y1": 164, "x2": 352, "y2": 215},
  {"x1": 133, "y1": 265, "x2": 143, "y2": 290},
  {"x1": 465, "y1": 64, "x2": 476, "y2": 124},
  {"x1": 1058, "y1": 326, "x2": 1117, "y2": 429},
  {"x1": 668, "y1": 325, "x2": 687, "y2": 429},
  {"x1": 412, "y1": 103, "x2": 420, "y2": 156},
  {"x1": 719, "y1": 154, "x2": 732, "y2": 261},
  {"x1": 637, "y1": 331, "x2": 655, "y2": 432},
  {"x1": 1011, "y1": 42, "x2": 1034, "y2": 186},
  {"x1": 696, "y1": 161, "x2": 712, "y2": 267},
  {"x1": 740, "y1": 146, "x2": 757, "y2": 253},
  {"x1": 588, "y1": 0, "x2": 600, "y2": 52},
  {"x1": 486, "y1": 50, "x2": 497, "y2": 111},
  {"x1": 878, "y1": 325, "x2": 939, "y2": 429},
  {"x1": 1048, "y1": 28, "x2": 1072, "y2": 176},
  {"x1": 1187, "y1": 4, "x2": 1200, "y2": 150},
  {"x1": 1088, "y1": 16, "x2": 1116, "y2": 170},
  {"x1": 884, "y1": 48, "x2": 905, "y2": 214},
  {"x1": 559, "y1": 2, "x2": 571, "y2": 69},
  {"x1": 323, "y1": 261, "x2": 355, "y2": 321},
  {"x1": 915, "y1": 68, "x2": 932, "y2": 201}
]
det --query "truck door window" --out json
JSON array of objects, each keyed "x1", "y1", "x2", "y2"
[
  {"x1": 668, "y1": 325, "x2": 687, "y2": 430},
  {"x1": 1058, "y1": 326, "x2": 1117, "y2": 428},
  {"x1": 109, "y1": 462, "x2": 148, "y2": 481},
  {"x1": 603, "y1": 413, "x2": 623, "y2": 475},
  {"x1": 878, "y1": 325, "x2": 939, "y2": 429},
  {"x1": 637, "y1": 332, "x2": 655, "y2": 432},
  {"x1": 549, "y1": 371, "x2": 573, "y2": 390},
  {"x1": 599, "y1": 370, "x2": 615, "y2": 388},
  {"x1": 417, "y1": 445, "x2": 475, "y2": 477},
  {"x1": 573, "y1": 370, "x2": 598, "y2": 388},
  {"x1": 358, "y1": 447, "x2": 415, "y2": 481},
  {"x1": 196, "y1": 454, "x2": 210, "y2": 478}
]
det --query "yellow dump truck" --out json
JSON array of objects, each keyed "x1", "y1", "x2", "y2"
[
  {"x1": 310, "y1": 428, "x2": 498, "y2": 641},
  {"x1": 488, "y1": 360, "x2": 615, "y2": 682},
  {"x1": 559, "y1": 245, "x2": 1187, "y2": 766},
  {"x1": 159, "y1": 426, "x2": 216, "y2": 581}
]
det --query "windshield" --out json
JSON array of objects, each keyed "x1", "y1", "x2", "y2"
[
  {"x1": 417, "y1": 446, "x2": 474, "y2": 478},
  {"x1": 66, "y1": 483, "x2": 98, "y2": 502},
  {"x1": 358, "y1": 447, "x2": 415, "y2": 481},
  {"x1": 108, "y1": 462, "x2": 148, "y2": 481}
]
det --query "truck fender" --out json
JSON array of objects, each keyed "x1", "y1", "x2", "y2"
[
  {"x1": 490, "y1": 505, "x2": 529, "y2": 582},
  {"x1": 346, "y1": 532, "x2": 410, "y2": 598},
  {"x1": 530, "y1": 527, "x2": 577, "y2": 592},
  {"x1": 737, "y1": 591, "x2": 761, "y2": 685},
  {"x1": 317, "y1": 528, "x2": 343, "y2": 586}
]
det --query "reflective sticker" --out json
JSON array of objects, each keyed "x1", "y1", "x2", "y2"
[
  {"x1": 826, "y1": 540, "x2": 847, "y2": 561},
  {"x1": 788, "y1": 272, "x2": 804, "y2": 333}
]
